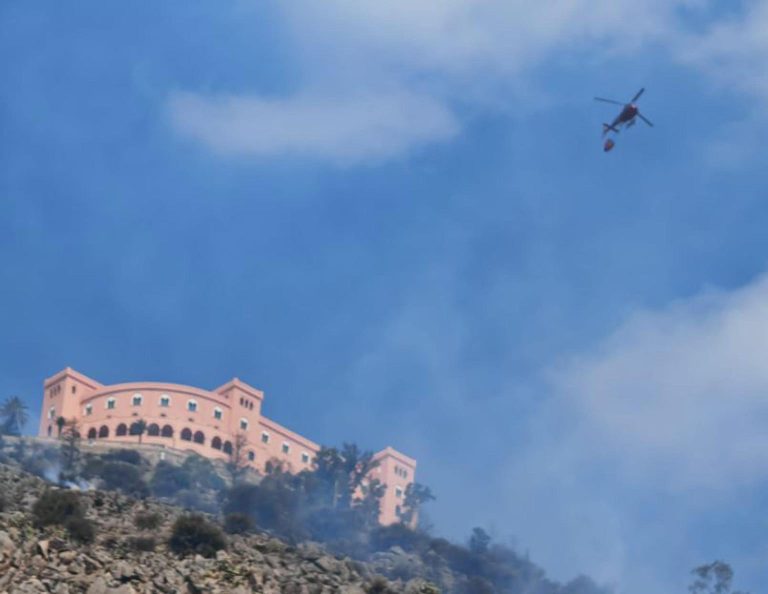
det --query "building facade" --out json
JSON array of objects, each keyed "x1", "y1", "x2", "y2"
[{"x1": 38, "y1": 367, "x2": 416, "y2": 525}]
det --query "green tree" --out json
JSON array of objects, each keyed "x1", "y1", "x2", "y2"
[
  {"x1": 0, "y1": 396, "x2": 28, "y2": 436},
  {"x1": 399, "y1": 483, "x2": 435, "y2": 527},
  {"x1": 312, "y1": 443, "x2": 379, "y2": 510},
  {"x1": 130, "y1": 419, "x2": 147, "y2": 444},
  {"x1": 225, "y1": 432, "x2": 249, "y2": 486},
  {"x1": 59, "y1": 419, "x2": 81, "y2": 482},
  {"x1": 468, "y1": 527, "x2": 491, "y2": 555},
  {"x1": 56, "y1": 416, "x2": 66, "y2": 437},
  {"x1": 689, "y1": 561, "x2": 750, "y2": 594}
]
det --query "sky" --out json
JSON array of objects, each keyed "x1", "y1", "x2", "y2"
[{"x1": 2, "y1": 1, "x2": 768, "y2": 592}]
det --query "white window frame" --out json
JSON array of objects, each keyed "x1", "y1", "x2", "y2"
[
  {"x1": 247, "y1": 451, "x2": 255, "y2": 461},
  {"x1": 48, "y1": 406, "x2": 55, "y2": 419},
  {"x1": 106, "y1": 398, "x2": 116, "y2": 410},
  {"x1": 395, "y1": 486, "x2": 403, "y2": 498},
  {"x1": 301, "y1": 452, "x2": 310, "y2": 464},
  {"x1": 281, "y1": 441, "x2": 291, "y2": 454},
  {"x1": 132, "y1": 393, "x2": 143, "y2": 406},
  {"x1": 187, "y1": 399, "x2": 198, "y2": 412},
  {"x1": 160, "y1": 394, "x2": 171, "y2": 407},
  {"x1": 214, "y1": 407, "x2": 223, "y2": 420},
  {"x1": 84, "y1": 404, "x2": 93, "y2": 416},
  {"x1": 240, "y1": 418, "x2": 249, "y2": 430},
  {"x1": 261, "y1": 431, "x2": 270, "y2": 444}
]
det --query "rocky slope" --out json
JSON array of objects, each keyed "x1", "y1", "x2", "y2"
[{"x1": 0, "y1": 464, "x2": 438, "y2": 594}]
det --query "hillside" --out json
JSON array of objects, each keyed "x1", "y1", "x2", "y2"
[{"x1": 0, "y1": 462, "x2": 439, "y2": 594}]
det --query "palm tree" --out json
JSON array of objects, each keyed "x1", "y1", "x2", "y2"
[
  {"x1": 130, "y1": 419, "x2": 147, "y2": 444},
  {"x1": 0, "y1": 396, "x2": 29, "y2": 436}
]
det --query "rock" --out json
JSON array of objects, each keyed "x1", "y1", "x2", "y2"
[
  {"x1": 86, "y1": 577, "x2": 109, "y2": 594},
  {"x1": 215, "y1": 549, "x2": 229, "y2": 561},
  {"x1": 58, "y1": 550, "x2": 78, "y2": 563},
  {"x1": 314, "y1": 556, "x2": 339, "y2": 574},
  {"x1": 35, "y1": 539, "x2": 49, "y2": 559}
]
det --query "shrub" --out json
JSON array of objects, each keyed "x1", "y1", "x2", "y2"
[
  {"x1": 168, "y1": 514, "x2": 227, "y2": 558},
  {"x1": 135, "y1": 511, "x2": 163, "y2": 530},
  {"x1": 99, "y1": 462, "x2": 149, "y2": 497},
  {"x1": 32, "y1": 490, "x2": 84, "y2": 527},
  {"x1": 150, "y1": 461, "x2": 192, "y2": 498},
  {"x1": 366, "y1": 577, "x2": 398, "y2": 594},
  {"x1": 224, "y1": 513, "x2": 253, "y2": 535},
  {"x1": 129, "y1": 535, "x2": 157, "y2": 552},
  {"x1": 0, "y1": 493, "x2": 5, "y2": 513},
  {"x1": 101, "y1": 449, "x2": 144, "y2": 466},
  {"x1": 65, "y1": 516, "x2": 96, "y2": 544}
]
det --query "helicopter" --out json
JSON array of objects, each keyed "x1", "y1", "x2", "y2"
[
  {"x1": 595, "y1": 88, "x2": 654, "y2": 137},
  {"x1": 595, "y1": 88, "x2": 653, "y2": 152}
]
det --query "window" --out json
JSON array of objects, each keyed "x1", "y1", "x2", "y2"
[
  {"x1": 213, "y1": 407, "x2": 223, "y2": 421},
  {"x1": 240, "y1": 418, "x2": 249, "y2": 430},
  {"x1": 48, "y1": 406, "x2": 55, "y2": 420},
  {"x1": 248, "y1": 451, "x2": 255, "y2": 461},
  {"x1": 84, "y1": 404, "x2": 93, "y2": 416},
  {"x1": 161, "y1": 425, "x2": 173, "y2": 438},
  {"x1": 106, "y1": 398, "x2": 116, "y2": 410},
  {"x1": 212, "y1": 436, "x2": 222, "y2": 450},
  {"x1": 99, "y1": 425, "x2": 109, "y2": 438},
  {"x1": 116, "y1": 423, "x2": 127, "y2": 437},
  {"x1": 87, "y1": 428, "x2": 97, "y2": 440},
  {"x1": 132, "y1": 393, "x2": 143, "y2": 406},
  {"x1": 193, "y1": 431, "x2": 205, "y2": 444},
  {"x1": 223, "y1": 441, "x2": 233, "y2": 455},
  {"x1": 181, "y1": 428, "x2": 192, "y2": 441},
  {"x1": 301, "y1": 452, "x2": 310, "y2": 464},
  {"x1": 187, "y1": 400, "x2": 198, "y2": 412},
  {"x1": 261, "y1": 432, "x2": 270, "y2": 444},
  {"x1": 282, "y1": 442, "x2": 290, "y2": 454},
  {"x1": 72, "y1": 386, "x2": 77, "y2": 394},
  {"x1": 395, "y1": 487, "x2": 403, "y2": 499},
  {"x1": 147, "y1": 423, "x2": 160, "y2": 437},
  {"x1": 160, "y1": 394, "x2": 170, "y2": 407}
]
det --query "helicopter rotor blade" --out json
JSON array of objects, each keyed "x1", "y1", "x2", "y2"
[
  {"x1": 631, "y1": 88, "x2": 645, "y2": 102},
  {"x1": 594, "y1": 97, "x2": 625, "y2": 106},
  {"x1": 637, "y1": 112, "x2": 653, "y2": 127}
]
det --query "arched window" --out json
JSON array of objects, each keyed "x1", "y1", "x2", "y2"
[
  {"x1": 129, "y1": 422, "x2": 144, "y2": 436},
  {"x1": 99, "y1": 425, "x2": 109, "y2": 438},
  {"x1": 181, "y1": 428, "x2": 192, "y2": 441},
  {"x1": 87, "y1": 428, "x2": 97, "y2": 440},
  {"x1": 211, "y1": 436, "x2": 222, "y2": 450},
  {"x1": 248, "y1": 451, "x2": 255, "y2": 461},
  {"x1": 193, "y1": 431, "x2": 205, "y2": 444},
  {"x1": 116, "y1": 423, "x2": 127, "y2": 437},
  {"x1": 161, "y1": 425, "x2": 174, "y2": 438},
  {"x1": 147, "y1": 423, "x2": 160, "y2": 437},
  {"x1": 223, "y1": 441, "x2": 233, "y2": 455}
]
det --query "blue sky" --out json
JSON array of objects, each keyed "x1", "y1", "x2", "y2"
[{"x1": 3, "y1": 2, "x2": 768, "y2": 592}]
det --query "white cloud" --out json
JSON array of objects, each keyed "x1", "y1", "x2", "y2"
[
  {"x1": 677, "y1": 2, "x2": 768, "y2": 100},
  {"x1": 502, "y1": 273, "x2": 768, "y2": 591},
  {"x1": 170, "y1": 0, "x2": 699, "y2": 164},
  {"x1": 552, "y1": 275, "x2": 768, "y2": 491},
  {"x1": 169, "y1": 89, "x2": 459, "y2": 165}
]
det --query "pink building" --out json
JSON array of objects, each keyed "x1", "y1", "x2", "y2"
[{"x1": 38, "y1": 367, "x2": 417, "y2": 525}]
